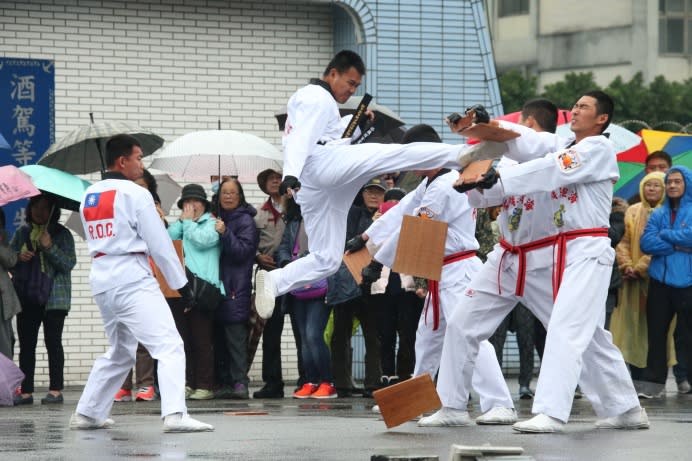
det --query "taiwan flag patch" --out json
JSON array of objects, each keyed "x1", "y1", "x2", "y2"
[{"x1": 83, "y1": 190, "x2": 116, "y2": 221}]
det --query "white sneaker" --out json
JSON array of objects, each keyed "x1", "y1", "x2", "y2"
[
  {"x1": 512, "y1": 414, "x2": 565, "y2": 433},
  {"x1": 254, "y1": 270, "x2": 276, "y2": 319},
  {"x1": 372, "y1": 404, "x2": 380, "y2": 414},
  {"x1": 417, "y1": 407, "x2": 471, "y2": 427},
  {"x1": 69, "y1": 413, "x2": 115, "y2": 430},
  {"x1": 677, "y1": 380, "x2": 691, "y2": 394},
  {"x1": 475, "y1": 407, "x2": 517, "y2": 425},
  {"x1": 595, "y1": 407, "x2": 649, "y2": 430},
  {"x1": 163, "y1": 413, "x2": 214, "y2": 433}
]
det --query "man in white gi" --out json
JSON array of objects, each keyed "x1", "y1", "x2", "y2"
[
  {"x1": 254, "y1": 50, "x2": 505, "y2": 315},
  {"x1": 71, "y1": 134, "x2": 213, "y2": 433},
  {"x1": 363, "y1": 124, "x2": 516, "y2": 426},
  {"x1": 429, "y1": 91, "x2": 648, "y2": 433}
]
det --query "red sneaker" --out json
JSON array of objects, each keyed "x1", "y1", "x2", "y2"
[
  {"x1": 114, "y1": 388, "x2": 132, "y2": 402},
  {"x1": 293, "y1": 383, "x2": 318, "y2": 399},
  {"x1": 135, "y1": 386, "x2": 156, "y2": 401},
  {"x1": 311, "y1": 382, "x2": 337, "y2": 399}
]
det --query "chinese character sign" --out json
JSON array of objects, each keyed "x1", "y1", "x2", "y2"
[{"x1": 0, "y1": 58, "x2": 55, "y2": 237}]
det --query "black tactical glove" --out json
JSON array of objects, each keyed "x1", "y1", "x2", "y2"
[
  {"x1": 178, "y1": 283, "x2": 196, "y2": 310},
  {"x1": 345, "y1": 234, "x2": 367, "y2": 253},
  {"x1": 454, "y1": 167, "x2": 499, "y2": 193},
  {"x1": 279, "y1": 175, "x2": 301, "y2": 196},
  {"x1": 465, "y1": 104, "x2": 490, "y2": 124},
  {"x1": 361, "y1": 261, "x2": 383, "y2": 285}
]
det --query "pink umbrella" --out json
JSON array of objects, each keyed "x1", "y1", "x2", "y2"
[
  {"x1": 0, "y1": 165, "x2": 41, "y2": 207},
  {"x1": 0, "y1": 353, "x2": 24, "y2": 406}
]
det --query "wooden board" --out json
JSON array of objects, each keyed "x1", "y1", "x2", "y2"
[
  {"x1": 392, "y1": 215, "x2": 448, "y2": 281},
  {"x1": 373, "y1": 374, "x2": 441, "y2": 429},
  {"x1": 462, "y1": 123, "x2": 520, "y2": 142},
  {"x1": 343, "y1": 247, "x2": 372, "y2": 285},
  {"x1": 460, "y1": 159, "x2": 494, "y2": 184},
  {"x1": 153, "y1": 240, "x2": 184, "y2": 298}
]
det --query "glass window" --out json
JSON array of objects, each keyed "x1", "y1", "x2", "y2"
[
  {"x1": 499, "y1": 0, "x2": 529, "y2": 17},
  {"x1": 659, "y1": 0, "x2": 691, "y2": 54}
]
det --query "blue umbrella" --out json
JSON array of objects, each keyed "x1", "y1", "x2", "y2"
[
  {"x1": 0, "y1": 132, "x2": 10, "y2": 150},
  {"x1": 19, "y1": 165, "x2": 91, "y2": 212}
]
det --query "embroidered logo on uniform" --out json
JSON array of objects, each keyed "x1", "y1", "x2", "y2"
[
  {"x1": 83, "y1": 190, "x2": 116, "y2": 221},
  {"x1": 418, "y1": 206, "x2": 436, "y2": 219},
  {"x1": 508, "y1": 207, "x2": 522, "y2": 231},
  {"x1": 464, "y1": 288, "x2": 475, "y2": 297},
  {"x1": 553, "y1": 204, "x2": 566, "y2": 227},
  {"x1": 556, "y1": 148, "x2": 581, "y2": 173}
]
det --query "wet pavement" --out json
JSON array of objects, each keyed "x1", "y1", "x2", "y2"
[{"x1": 1, "y1": 380, "x2": 691, "y2": 461}]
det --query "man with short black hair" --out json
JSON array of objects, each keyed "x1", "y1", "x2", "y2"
[{"x1": 72, "y1": 134, "x2": 213, "y2": 433}]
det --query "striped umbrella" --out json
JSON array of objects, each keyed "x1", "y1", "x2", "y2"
[{"x1": 38, "y1": 119, "x2": 163, "y2": 174}]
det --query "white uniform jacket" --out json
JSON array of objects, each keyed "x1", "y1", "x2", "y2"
[{"x1": 80, "y1": 176, "x2": 187, "y2": 295}]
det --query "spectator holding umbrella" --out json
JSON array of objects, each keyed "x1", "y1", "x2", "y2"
[{"x1": 0, "y1": 208, "x2": 21, "y2": 360}]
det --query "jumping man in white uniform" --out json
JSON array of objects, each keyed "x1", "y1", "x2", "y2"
[
  {"x1": 431, "y1": 91, "x2": 648, "y2": 433},
  {"x1": 254, "y1": 50, "x2": 505, "y2": 315},
  {"x1": 72, "y1": 134, "x2": 213, "y2": 433}
]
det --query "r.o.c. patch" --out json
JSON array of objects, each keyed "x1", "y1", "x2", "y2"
[
  {"x1": 556, "y1": 148, "x2": 581, "y2": 173},
  {"x1": 417, "y1": 206, "x2": 437, "y2": 219}
]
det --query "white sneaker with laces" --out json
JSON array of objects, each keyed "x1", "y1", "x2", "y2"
[
  {"x1": 69, "y1": 413, "x2": 115, "y2": 430},
  {"x1": 475, "y1": 407, "x2": 517, "y2": 425},
  {"x1": 163, "y1": 413, "x2": 214, "y2": 433},
  {"x1": 512, "y1": 413, "x2": 565, "y2": 433},
  {"x1": 417, "y1": 407, "x2": 471, "y2": 427},
  {"x1": 595, "y1": 407, "x2": 649, "y2": 430},
  {"x1": 255, "y1": 270, "x2": 277, "y2": 319}
]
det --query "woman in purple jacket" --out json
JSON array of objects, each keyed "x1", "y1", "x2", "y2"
[{"x1": 213, "y1": 178, "x2": 258, "y2": 399}]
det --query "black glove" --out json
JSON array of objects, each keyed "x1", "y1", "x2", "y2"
[
  {"x1": 465, "y1": 104, "x2": 490, "y2": 124},
  {"x1": 345, "y1": 234, "x2": 366, "y2": 253},
  {"x1": 454, "y1": 167, "x2": 499, "y2": 193},
  {"x1": 279, "y1": 176, "x2": 301, "y2": 196},
  {"x1": 178, "y1": 283, "x2": 196, "y2": 310},
  {"x1": 361, "y1": 261, "x2": 383, "y2": 285}
]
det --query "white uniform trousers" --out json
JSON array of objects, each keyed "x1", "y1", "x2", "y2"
[
  {"x1": 271, "y1": 141, "x2": 461, "y2": 295},
  {"x1": 76, "y1": 277, "x2": 187, "y2": 420},
  {"x1": 437, "y1": 249, "x2": 639, "y2": 422},
  {"x1": 413, "y1": 276, "x2": 514, "y2": 413}
]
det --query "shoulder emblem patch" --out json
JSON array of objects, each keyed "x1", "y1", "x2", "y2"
[{"x1": 556, "y1": 148, "x2": 581, "y2": 173}]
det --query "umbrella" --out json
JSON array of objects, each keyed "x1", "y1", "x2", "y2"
[
  {"x1": 614, "y1": 130, "x2": 692, "y2": 198},
  {"x1": 64, "y1": 168, "x2": 181, "y2": 238},
  {"x1": 150, "y1": 130, "x2": 282, "y2": 182},
  {"x1": 0, "y1": 165, "x2": 41, "y2": 207},
  {"x1": 0, "y1": 132, "x2": 10, "y2": 150},
  {"x1": 275, "y1": 95, "x2": 406, "y2": 137},
  {"x1": 19, "y1": 165, "x2": 91, "y2": 212},
  {"x1": 38, "y1": 120, "x2": 164, "y2": 174},
  {"x1": 0, "y1": 353, "x2": 24, "y2": 406},
  {"x1": 556, "y1": 122, "x2": 642, "y2": 154}
]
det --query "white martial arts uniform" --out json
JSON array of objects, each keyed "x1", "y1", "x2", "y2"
[
  {"x1": 366, "y1": 169, "x2": 513, "y2": 413},
  {"x1": 269, "y1": 82, "x2": 468, "y2": 296},
  {"x1": 77, "y1": 174, "x2": 189, "y2": 421},
  {"x1": 436, "y1": 123, "x2": 639, "y2": 422}
]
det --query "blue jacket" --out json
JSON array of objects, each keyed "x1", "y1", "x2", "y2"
[
  {"x1": 167, "y1": 212, "x2": 223, "y2": 293},
  {"x1": 640, "y1": 166, "x2": 692, "y2": 288},
  {"x1": 217, "y1": 205, "x2": 258, "y2": 323}
]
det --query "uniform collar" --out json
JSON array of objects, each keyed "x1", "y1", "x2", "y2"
[
  {"x1": 101, "y1": 171, "x2": 129, "y2": 181},
  {"x1": 309, "y1": 78, "x2": 334, "y2": 98}
]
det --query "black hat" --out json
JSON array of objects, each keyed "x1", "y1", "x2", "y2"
[
  {"x1": 384, "y1": 187, "x2": 406, "y2": 202},
  {"x1": 257, "y1": 168, "x2": 282, "y2": 195},
  {"x1": 362, "y1": 177, "x2": 386, "y2": 191},
  {"x1": 177, "y1": 183, "x2": 209, "y2": 210}
]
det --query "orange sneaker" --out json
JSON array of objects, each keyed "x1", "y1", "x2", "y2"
[
  {"x1": 311, "y1": 382, "x2": 337, "y2": 399},
  {"x1": 135, "y1": 386, "x2": 156, "y2": 401},
  {"x1": 293, "y1": 383, "x2": 318, "y2": 399},
  {"x1": 114, "y1": 388, "x2": 132, "y2": 402}
]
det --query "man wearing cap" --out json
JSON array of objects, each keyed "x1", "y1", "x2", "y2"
[
  {"x1": 254, "y1": 49, "x2": 507, "y2": 316},
  {"x1": 252, "y1": 168, "x2": 302, "y2": 399},
  {"x1": 73, "y1": 134, "x2": 213, "y2": 433}
]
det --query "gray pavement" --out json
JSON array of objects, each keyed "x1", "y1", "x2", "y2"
[{"x1": 1, "y1": 380, "x2": 691, "y2": 461}]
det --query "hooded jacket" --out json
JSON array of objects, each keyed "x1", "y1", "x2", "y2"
[
  {"x1": 217, "y1": 204, "x2": 258, "y2": 323},
  {"x1": 640, "y1": 166, "x2": 692, "y2": 288}
]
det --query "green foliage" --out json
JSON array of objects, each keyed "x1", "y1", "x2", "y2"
[{"x1": 498, "y1": 69, "x2": 692, "y2": 131}]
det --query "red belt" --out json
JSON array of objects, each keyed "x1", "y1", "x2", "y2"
[
  {"x1": 426, "y1": 250, "x2": 477, "y2": 331},
  {"x1": 498, "y1": 227, "x2": 609, "y2": 300},
  {"x1": 94, "y1": 252, "x2": 145, "y2": 259}
]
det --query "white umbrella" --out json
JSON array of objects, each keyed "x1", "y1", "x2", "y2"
[
  {"x1": 64, "y1": 168, "x2": 182, "y2": 238},
  {"x1": 150, "y1": 130, "x2": 282, "y2": 182},
  {"x1": 38, "y1": 120, "x2": 164, "y2": 174}
]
